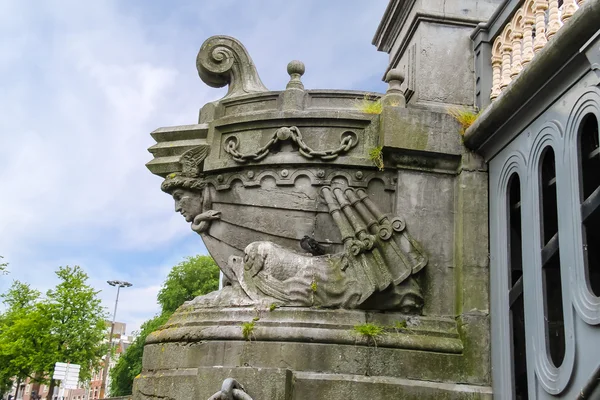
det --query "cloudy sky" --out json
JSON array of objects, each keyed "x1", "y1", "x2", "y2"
[{"x1": 0, "y1": 0, "x2": 390, "y2": 333}]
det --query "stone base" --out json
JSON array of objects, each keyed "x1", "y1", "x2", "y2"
[
  {"x1": 135, "y1": 368, "x2": 492, "y2": 400},
  {"x1": 134, "y1": 307, "x2": 491, "y2": 399}
]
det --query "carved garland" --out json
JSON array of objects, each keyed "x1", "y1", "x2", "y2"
[{"x1": 224, "y1": 126, "x2": 358, "y2": 163}]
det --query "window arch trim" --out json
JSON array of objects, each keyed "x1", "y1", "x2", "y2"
[
  {"x1": 490, "y1": 151, "x2": 530, "y2": 398},
  {"x1": 526, "y1": 123, "x2": 575, "y2": 395},
  {"x1": 564, "y1": 87, "x2": 600, "y2": 325}
]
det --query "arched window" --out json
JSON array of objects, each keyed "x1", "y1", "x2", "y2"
[
  {"x1": 507, "y1": 173, "x2": 528, "y2": 398},
  {"x1": 578, "y1": 113, "x2": 600, "y2": 297},
  {"x1": 539, "y1": 147, "x2": 565, "y2": 367}
]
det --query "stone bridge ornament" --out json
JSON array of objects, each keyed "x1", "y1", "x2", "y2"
[
  {"x1": 139, "y1": 34, "x2": 467, "y2": 400},
  {"x1": 150, "y1": 34, "x2": 429, "y2": 313}
]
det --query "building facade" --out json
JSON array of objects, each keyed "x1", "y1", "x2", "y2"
[{"x1": 466, "y1": 0, "x2": 600, "y2": 398}]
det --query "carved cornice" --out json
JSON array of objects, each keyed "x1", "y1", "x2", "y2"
[
  {"x1": 147, "y1": 308, "x2": 462, "y2": 353},
  {"x1": 202, "y1": 167, "x2": 397, "y2": 192}
]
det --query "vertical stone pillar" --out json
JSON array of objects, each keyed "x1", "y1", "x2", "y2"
[{"x1": 372, "y1": 0, "x2": 503, "y2": 109}]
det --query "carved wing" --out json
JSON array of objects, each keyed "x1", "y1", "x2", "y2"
[{"x1": 180, "y1": 145, "x2": 210, "y2": 178}]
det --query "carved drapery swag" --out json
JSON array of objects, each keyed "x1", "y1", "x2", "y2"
[{"x1": 224, "y1": 126, "x2": 358, "y2": 163}]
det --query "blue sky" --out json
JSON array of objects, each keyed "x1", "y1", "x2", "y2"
[{"x1": 0, "y1": 0, "x2": 389, "y2": 333}]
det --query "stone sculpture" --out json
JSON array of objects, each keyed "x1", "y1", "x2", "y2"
[
  {"x1": 152, "y1": 35, "x2": 429, "y2": 314},
  {"x1": 139, "y1": 33, "x2": 491, "y2": 400}
]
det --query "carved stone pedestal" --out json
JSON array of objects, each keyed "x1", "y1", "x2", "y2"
[
  {"x1": 140, "y1": 34, "x2": 492, "y2": 399},
  {"x1": 134, "y1": 307, "x2": 490, "y2": 400}
]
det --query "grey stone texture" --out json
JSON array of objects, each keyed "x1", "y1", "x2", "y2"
[
  {"x1": 136, "y1": 307, "x2": 490, "y2": 399},
  {"x1": 140, "y1": 1, "x2": 493, "y2": 393},
  {"x1": 373, "y1": 0, "x2": 502, "y2": 109}
]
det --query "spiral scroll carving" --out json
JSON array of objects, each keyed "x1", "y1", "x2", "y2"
[{"x1": 197, "y1": 35, "x2": 268, "y2": 99}]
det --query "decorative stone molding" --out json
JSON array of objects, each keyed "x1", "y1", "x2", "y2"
[
  {"x1": 196, "y1": 35, "x2": 268, "y2": 99},
  {"x1": 202, "y1": 167, "x2": 396, "y2": 192},
  {"x1": 147, "y1": 308, "x2": 464, "y2": 354},
  {"x1": 224, "y1": 126, "x2": 359, "y2": 163},
  {"x1": 489, "y1": 0, "x2": 587, "y2": 101}
]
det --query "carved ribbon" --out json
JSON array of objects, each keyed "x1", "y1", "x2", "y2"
[{"x1": 224, "y1": 126, "x2": 358, "y2": 163}]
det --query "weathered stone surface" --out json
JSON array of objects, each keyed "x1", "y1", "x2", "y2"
[
  {"x1": 379, "y1": 106, "x2": 464, "y2": 156},
  {"x1": 158, "y1": 136, "x2": 429, "y2": 311},
  {"x1": 196, "y1": 36, "x2": 268, "y2": 99},
  {"x1": 141, "y1": 31, "x2": 492, "y2": 399},
  {"x1": 373, "y1": 0, "x2": 502, "y2": 108},
  {"x1": 292, "y1": 372, "x2": 492, "y2": 400},
  {"x1": 199, "y1": 368, "x2": 292, "y2": 400},
  {"x1": 146, "y1": 308, "x2": 463, "y2": 354}
]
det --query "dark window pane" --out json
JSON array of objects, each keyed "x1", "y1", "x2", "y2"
[
  {"x1": 510, "y1": 294, "x2": 528, "y2": 399},
  {"x1": 578, "y1": 114, "x2": 600, "y2": 296},
  {"x1": 583, "y1": 209, "x2": 600, "y2": 296},
  {"x1": 509, "y1": 174, "x2": 523, "y2": 287},
  {"x1": 540, "y1": 147, "x2": 565, "y2": 368},
  {"x1": 540, "y1": 150, "x2": 558, "y2": 244},
  {"x1": 508, "y1": 173, "x2": 528, "y2": 398},
  {"x1": 543, "y1": 251, "x2": 565, "y2": 367}
]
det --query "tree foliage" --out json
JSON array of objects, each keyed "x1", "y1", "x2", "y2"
[
  {"x1": 41, "y1": 266, "x2": 108, "y2": 382},
  {"x1": 110, "y1": 255, "x2": 219, "y2": 397},
  {"x1": 157, "y1": 255, "x2": 219, "y2": 314},
  {"x1": 0, "y1": 281, "x2": 44, "y2": 398},
  {"x1": 0, "y1": 256, "x2": 8, "y2": 275},
  {"x1": 0, "y1": 266, "x2": 108, "y2": 399},
  {"x1": 108, "y1": 313, "x2": 170, "y2": 397}
]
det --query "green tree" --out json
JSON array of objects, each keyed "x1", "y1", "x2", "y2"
[
  {"x1": 108, "y1": 313, "x2": 170, "y2": 396},
  {"x1": 39, "y1": 266, "x2": 109, "y2": 398},
  {"x1": 110, "y1": 255, "x2": 219, "y2": 396},
  {"x1": 0, "y1": 281, "x2": 45, "y2": 399},
  {"x1": 157, "y1": 255, "x2": 219, "y2": 314}
]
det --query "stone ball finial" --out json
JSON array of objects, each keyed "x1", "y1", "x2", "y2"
[
  {"x1": 287, "y1": 60, "x2": 305, "y2": 77},
  {"x1": 286, "y1": 60, "x2": 305, "y2": 91},
  {"x1": 385, "y1": 68, "x2": 404, "y2": 84}
]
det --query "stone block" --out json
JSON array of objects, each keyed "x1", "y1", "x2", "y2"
[
  {"x1": 197, "y1": 367, "x2": 292, "y2": 400},
  {"x1": 380, "y1": 107, "x2": 463, "y2": 155},
  {"x1": 292, "y1": 372, "x2": 492, "y2": 400}
]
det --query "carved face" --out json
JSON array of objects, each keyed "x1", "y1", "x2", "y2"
[{"x1": 172, "y1": 189, "x2": 203, "y2": 223}]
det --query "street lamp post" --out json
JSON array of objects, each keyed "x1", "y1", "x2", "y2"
[{"x1": 99, "y1": 280, "x2": 132, "y2": 399}]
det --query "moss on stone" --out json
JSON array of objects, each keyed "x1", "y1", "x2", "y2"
[
  {"x1": 354, "y1": 323, "x2": 384, "y2": 346},
  {"x1": 241, "y1": 321, "x2": 256, "y2": 341}
]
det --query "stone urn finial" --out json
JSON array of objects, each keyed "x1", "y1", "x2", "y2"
[{"x1": 383, "y1": 68, "x2": 406, "y2": 107}]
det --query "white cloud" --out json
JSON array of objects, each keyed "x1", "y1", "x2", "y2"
[{"x1": 0, "y1": 0, "x2": 389, "y2": 332}]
